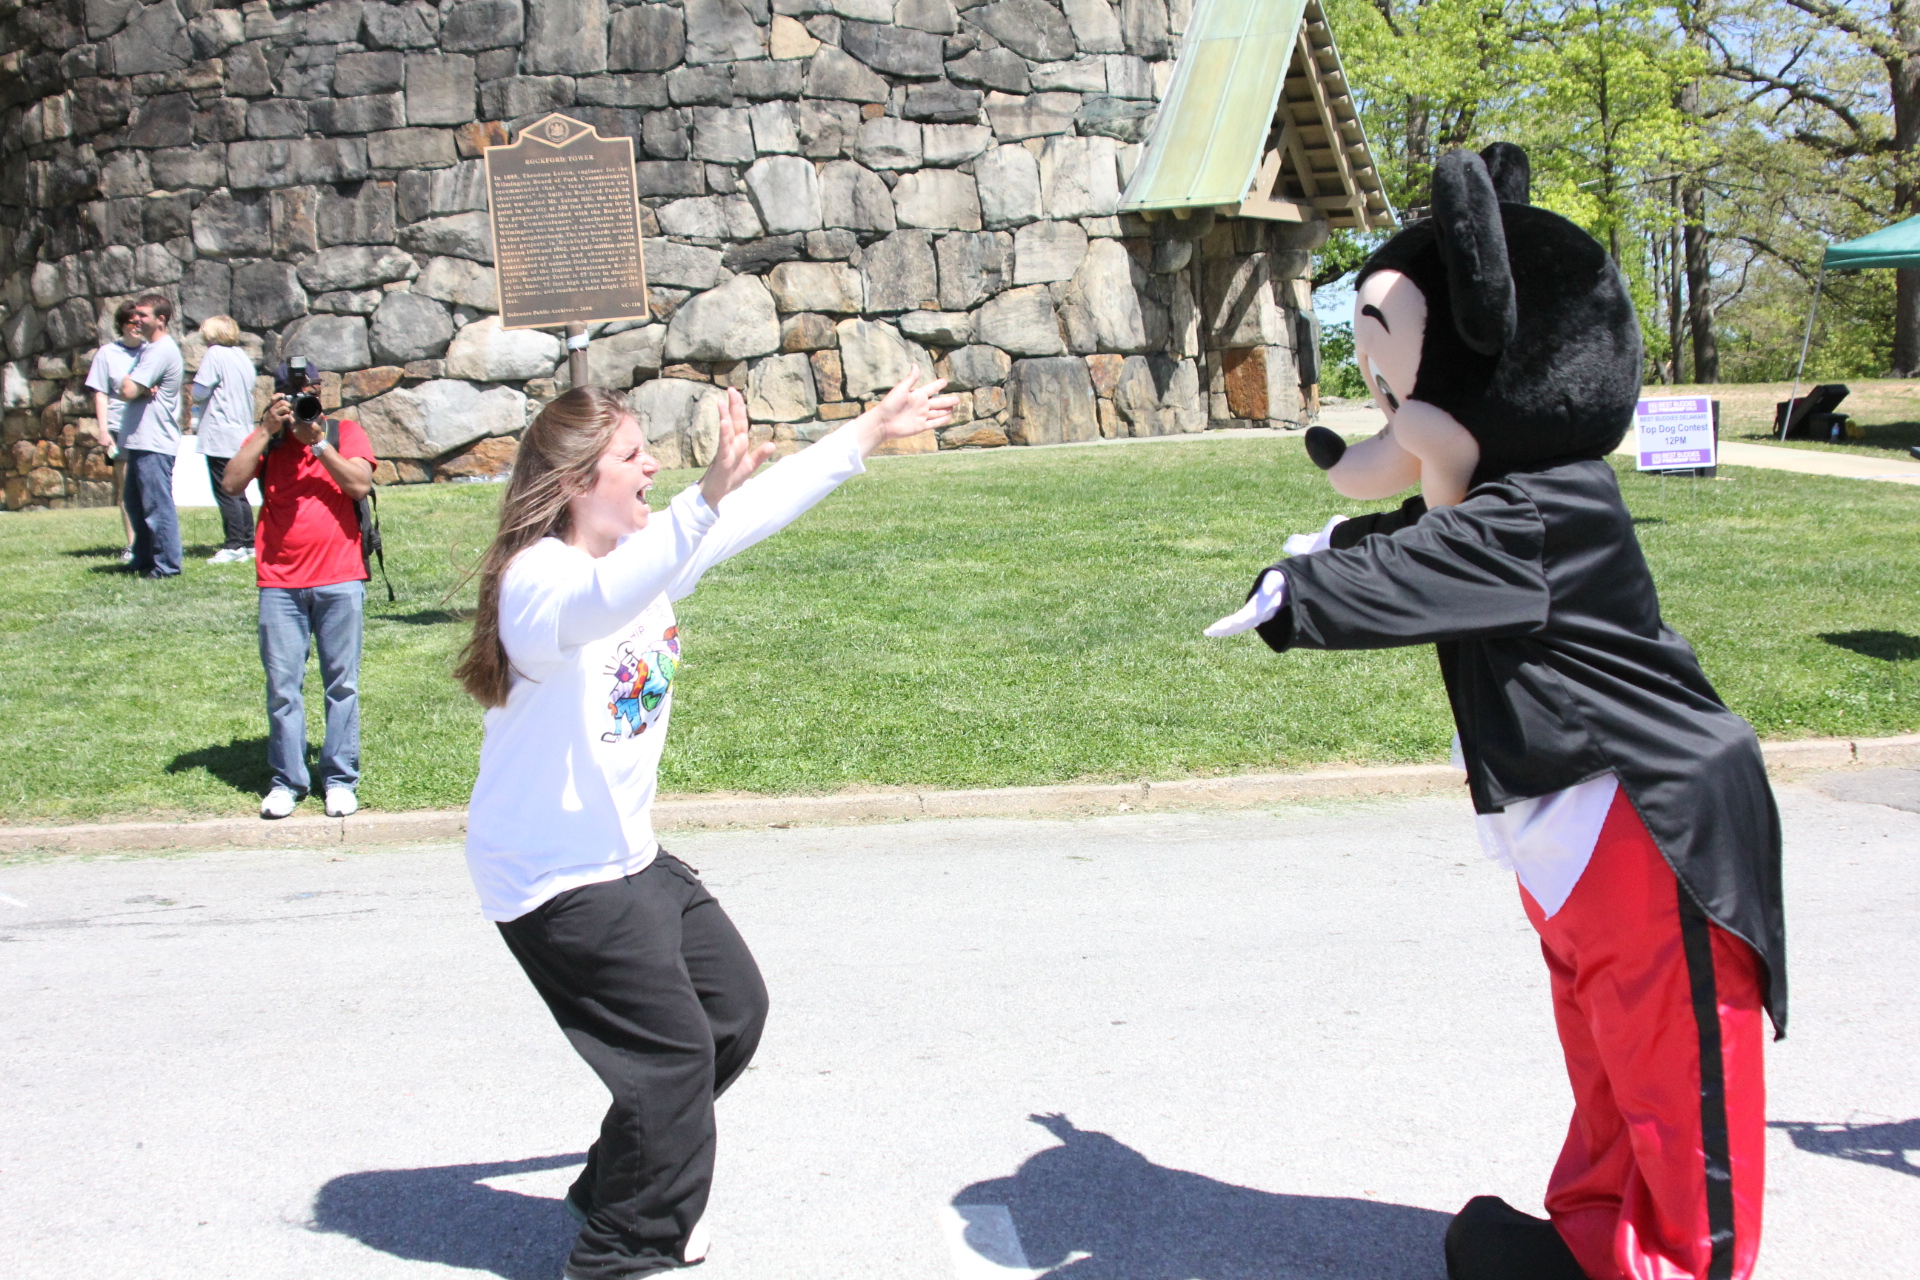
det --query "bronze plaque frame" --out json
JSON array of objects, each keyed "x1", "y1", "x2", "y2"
[{"x1": 486, "y1": 113, "x2": 650, "y2": 331}]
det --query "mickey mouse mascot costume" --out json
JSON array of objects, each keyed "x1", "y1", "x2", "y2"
[{"x1": 1208, "y1": 144, "x2": 1784, "y2": 1280}]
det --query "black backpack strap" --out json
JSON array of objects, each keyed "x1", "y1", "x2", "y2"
[{"x1": 329, "y1": 418, "x2": 395, "y2": 603}]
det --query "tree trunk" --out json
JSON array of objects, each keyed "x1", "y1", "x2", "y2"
[
  {"x1": 1682, "y1": 181, "x2": 1717, "y2": 382},
  {"x1": 1890, "y1": 53, "x2": 1920, "y2": 373}
]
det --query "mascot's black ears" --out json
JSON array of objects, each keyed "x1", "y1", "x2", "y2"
[
  {"x1": 1432, "y1": 149, "x2": 1516, "y2": 358},
  {"x1": 1479, "y1": 141, "x2": 1531, "y2": 204}
]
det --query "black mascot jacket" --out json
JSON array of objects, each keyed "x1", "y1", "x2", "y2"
[{"x1": 1256, "y1": 460, "x2": 1788, "y2": 1036}]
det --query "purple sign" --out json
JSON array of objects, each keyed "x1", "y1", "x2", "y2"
[{"x1": 1635, "y1": 396, "x2": 1716, "y2": 470}]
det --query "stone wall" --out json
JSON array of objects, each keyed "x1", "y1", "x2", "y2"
[{"x1": 0, "y1": 0, "x2": 1324, "y2": 511}]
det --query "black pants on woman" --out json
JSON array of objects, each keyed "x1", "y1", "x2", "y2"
[
  {"x1": 498, "y1": 853, "x2": 768, "y2": 1279},
  {"x1": 204, "y1": 456, "x2": 255, "y2": 550}
]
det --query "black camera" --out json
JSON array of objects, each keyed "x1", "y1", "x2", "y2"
[{"x1": 275, "y1": 357, "x2": 325, "y2": 424}]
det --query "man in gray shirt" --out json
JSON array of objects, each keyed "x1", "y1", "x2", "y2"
[{"x1": 118, "y1": 293, "x2": 185, "y2": 579}]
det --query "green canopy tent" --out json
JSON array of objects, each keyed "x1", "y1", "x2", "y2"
[{"x1": 1785, "y1": 216, "x2": 1920, "y2": 436}]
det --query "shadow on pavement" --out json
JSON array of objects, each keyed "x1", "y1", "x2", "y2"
[
  {"x1": 953, "y1": 1113, "x2": 1451, "y2": 1279},
  {"x1": 310, "y1": 1152, "x2": 584, "y2": 1280},
  {"x1": 1770, "y1": 1119, "x2": 1920, "y2": 1178}
]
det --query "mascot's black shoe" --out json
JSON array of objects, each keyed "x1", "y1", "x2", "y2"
[{"x1": 1444, "y1": 1196, "x2": 1591, "y2": 1280}]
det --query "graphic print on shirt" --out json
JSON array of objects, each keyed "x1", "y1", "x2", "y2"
[{"x1": 602, "y1": 624, "x2": 679, "y2": 743}]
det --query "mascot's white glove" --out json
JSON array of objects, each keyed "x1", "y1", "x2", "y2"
[{"x1": 1204, "y1": 517, "x2": 1346, "y2": 638}]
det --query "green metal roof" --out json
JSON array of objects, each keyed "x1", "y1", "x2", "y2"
[
  {"x1": 1824, "y1": 216, "x2": 1920, "y2": 271},
  {"x1": 1122, "y1": 0, "x2": 1306, "y2": 212}
]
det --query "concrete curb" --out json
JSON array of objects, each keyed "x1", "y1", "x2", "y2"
[{"x1": 3, "y1": 735, "x2": 1915, "y2": 857}]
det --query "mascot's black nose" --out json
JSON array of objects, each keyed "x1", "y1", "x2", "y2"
[{"x1": 1304, "y1": 426, "x2": 1347, "y2": 471}]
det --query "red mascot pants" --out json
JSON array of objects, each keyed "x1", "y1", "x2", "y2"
[{"x1": 1518, "y1": 787, "x2": 1766, "y2": 1280}]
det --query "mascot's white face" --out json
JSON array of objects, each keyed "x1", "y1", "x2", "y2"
[{"x1": 1333, "y1": 270, "x2": 1482, "y2": 508}]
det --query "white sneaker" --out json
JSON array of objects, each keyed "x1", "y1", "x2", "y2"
[
  {"x1": 207, "y1": 548, "x2": 238, "y2": 563},
  {"x1": 325, "y1": 787, "x2": 358, "y2": 817},
  {"x1": 261, "y1": 787, "x2": 298, "y2": 819},
  {"x1": 682, "y1": 1215, "x2": 709, "y2": 1264}
]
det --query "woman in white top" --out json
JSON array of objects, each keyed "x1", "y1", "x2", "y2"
[
  {"x1": 189, "y1": 315, "x2": 259, "y2": 563},
  {"x1": 454, "y1": 374, "x2": 955, "y2": 1280}
]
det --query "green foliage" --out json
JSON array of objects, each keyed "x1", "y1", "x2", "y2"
[
  {"x1": 0, "y1": 442, "x2": 1914, "y2": 824},
  {"x1": 1320, "y1": 322, "x2": 1372, "y2": 398}
]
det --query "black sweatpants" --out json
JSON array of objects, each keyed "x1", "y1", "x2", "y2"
[
  {"x1": 204, "y1": 455, "x2": 255, "y2": 550},
  {"x1": 498, "y1": 853, "x2": 768, "y2": 1278}
]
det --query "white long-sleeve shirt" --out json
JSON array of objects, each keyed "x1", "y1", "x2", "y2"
[{"x1": 464, "y1": 429, "x2": 866, "y2": 920}]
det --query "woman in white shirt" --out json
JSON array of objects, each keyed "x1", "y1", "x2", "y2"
[
  {"x1": 454, "y1": 373, "x2": 955, "y2": 1280},
  {"x1": 189, "y1": 315, "x2": 259, "y2": 563}
]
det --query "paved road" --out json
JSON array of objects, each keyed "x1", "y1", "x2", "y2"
[{"x1": 4, "y1": 778, "x2": 1915, "y2": 1280}]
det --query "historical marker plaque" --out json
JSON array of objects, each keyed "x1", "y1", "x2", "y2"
[{"x1": 486, "y1": 114, "x2": 649, "y2": 330}]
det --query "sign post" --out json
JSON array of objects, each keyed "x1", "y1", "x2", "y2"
[
  {"x1": 1634, "y1": 396, "x2": 1718, "y2": 477},
  {"x1": 485, "y1": 113, "x2": 650, "y2": 389}
]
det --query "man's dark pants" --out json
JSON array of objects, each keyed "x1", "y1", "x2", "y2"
[
  {"x1": 497, "y1": 854, "x2": 768, "y2": 1278},
  {"x1": 205, "y1": 456, "x2": 255, "y2": 550},
  {"x1": 122, "y1": 447, "x2": 180, "y2": 576}
]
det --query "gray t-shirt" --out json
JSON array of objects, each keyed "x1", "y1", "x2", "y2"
[
  {"x1": 83, "y1": 339, "x2": 145, "y2": 447},
  {"x1": 192, "y1": 344, "x2": 259, "y2": 458},
  {"x1": 119, "y1": 333, "x2": 184, "y2": 454}
]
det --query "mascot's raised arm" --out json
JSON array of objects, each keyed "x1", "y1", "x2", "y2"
[{"x1": 1210, "y1": 143, "x2": 1784, "y2": 1280}]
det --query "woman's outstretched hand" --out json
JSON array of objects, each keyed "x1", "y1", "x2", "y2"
[
  {"x1": 852, "y1": 369, "x2": 961, "y2": 456},
  {"x1": 698, "y1": 387, "x2": 777, "y2": 510}
]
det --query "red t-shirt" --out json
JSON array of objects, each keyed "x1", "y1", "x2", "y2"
[{"x1": 253, "y1": 419, "x2": 377, "y2": 589}]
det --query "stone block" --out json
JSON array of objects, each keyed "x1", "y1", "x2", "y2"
[
  {"x1": 415, "y1": 256, "x2": 500, "y2": 310},
  {"x1": 663, "y1": 274, "x2": 782, "y2": 361},
  {"x1": 692, "y1": 107, "x2": 756, "y2": 163},
  {"x1": 860, "y1": 230, "x2": 937, "y2": 313},
  {"x1": 841, "y1": 21, "x2": 944, "y2": 76},
  {"x1": 587, "y1": 325, "x2": 665, "y2": 388},
  {"x1": 893, "y1": 170, "x2": 981, "y2": 231},
  {"x1": 628, "y1": 377, "x2": 728, "y2": 468},
  {"x1": 805, "y1": 46, "x2": 889, "y2": 102},
  {"x1": 771, "y1": 14, "x2": 822, "y2": 58},
  {"x1": 313, "y1": 290, "x2": 386, "y2": 315},
  {"x1": 396, "y1": 161, "x2": 487, "y2": 222},
  {"x1": 122, "y1": 92, "x2": 194, "y2": 150},
  {"x1": 247, "y1": 99, "x2": 310, "y2": 140},
  {"x1": 1104, "y1": 53, "x2": 1153, "y2": 98},
  {"x1": 403, "y1": 54, "x2": 477, "y2": 125},
  {"x1": 811, "y1": 348, "x2": 844, "y2": 399},
  {"x1": 934, "y1": 229, "x2": 1012, "y2": 309},
  {"x1": 642, "y1": 109, "x2": 692, "y2": 159},
  {"x1": 737, "y1": 155, "x2": 821, "y2": 235},
  {"x1": 636, "y1": 160, "x2": 706, "y2": 197},
  {"x1": 946, "y1": 48, "x2": 1030, "y2": 93},
  {"x1": 480, "y1": 76, "x2": 577, "y2": 119},
  {"x1": 733, "y1": 61, "x2": 806, "y2": 101},
  {"x1": 151, "y1": 147, "x2": 226, "y2": 190},
  {"x1": 900, "y1": 310, "x2": 971, "y2": 345},
  {"x1": 343, "y1": 366, "x2": 406, "y2": 403},
  {"x1": 317, "y1": 94, "x2": 412, "y2": 136},
  {"x1": 1013, "y1": 219, "x2": 1089, "y2": 284},
  {"x1": 180, "y1": 260, "x2": 232, "y2": 327},
  {"x1": 644, "y1": 240, "x2": 726, "y2": 290},
  {"x1": 222, "y1": 43, "x2": 273, "y2": 99},
  {"x1": 1074, "y1": 95, "x2": 1154, "y2": 143},
  {"x1": 782, "y1": 313, "x2": 839, "y2": 350},
  {"x1": 897, "y1": 0, "x2": 959, "y2": 32},
  {"x1": 87, "y1": 0, "x2": 139, "y2": 40},
  {"x1": 275, "y1": 48, "x2": 339, "y2": 101},
  {"x1": 455, "y1": 120, "x2": 512, "y2": 157},
  {"x1": 820, "y1": 160, "x2": 897, "y2": 232},
  {"x1": 1062, "y1": 0, "x2": 1124, "y2": 52},
  {"x1": 853, "y1": 118, "x2": 923, "y2": 170},
  {"x1": 685, "y1": 0, "x2": 766, "y2": 63},
  {"x1": 767, "y1": 262, "x2": 863, "y2": 313},
  {"x1": 336, "y1": 51, "x2": 406, "y2": 96},
  {"x1": 399, "y1": 211, "x2": 494, "y2": 263},
  {"x1": 443, "y1": 0, "x2": 524, "y2": 50},
  {"x1": 1061, "y1": 237, "x2": 1161, "y2": 353},
  {"x1": 109, "y1": 0, "x2": 193, "y2": 75},
  {"x1": 941, "y1": 342, "x2": 1011, "y2": 388},
  {"x1": 746, "y1": 352, "x2": 818, "y2": 421},
  {"x1": 1039, "y1": 134, "x2": 1119, "y2": 218},
  {"x1": 986, "y1": 91, "x2": 1079, "y2": 141},
  {"x1": 526, "y1": 0, "x2": 608, "y2": 73},
  {"x1": 973, "y1": 145, "x2": 1043, "y2": 230},
  {"x1": 921, "y1": 126, "x2": 993, "y2": 168},
  {"x1": 1119, "y1": 0, "x2": 1167, "y2": 58},
  {"x1": 836, "y1": 318, "x2": 933, "y2": 397},
  {"x1": 667, "y1": 65, "x2": 734, "y2": 105},
  {"x1": 231, "y1": 261, "x2": 308, "y2": 329},
  {"x1": 1031, "y1": 58, "x2": 1106, "y2": 93},
  {"x1": 299, "y1": 245, "x2": 418, "y2": 293},
  {"x1": 319, "y1": 181, "x2": 397, "y2": 245},
  {"x1": 577, "y1": 74, "x2": 671, "y2": 107},
  {"x1": 797, "y1": 99, "x2": 861, "y2": 157},
  {"x1": 445, "y1": 315, "x2": 562, "y2": 380},
  {"x1": 656, "y1": 195, "x2": 764, "y2": 239},
  {"x1": 610, "y1": 4, "x2": 686, "y2": 70},
  {"x1": 905, "y1": 85, "x2": 984, "y2": 127},
  {"x1": 829, "y1": 0, "x2": 891, "y2": 17},
  {"x1": 88, "y1": 246, "x2": 137, "y2": 296},
  {"x1": 191, "y1": 191, "x2": 271, "y2": 257},
  {"x1": 280, "y1": 314, "x2": 371, "y2": 372},
  {"x1": 364, "y1": 0, "x2": 441, "y2": 49},
  {"x1": 975, "y1": 284, "x2": 1062, "y2": 355},
  {"x1": 969, "y1": 0, "x2": 1076, "y2": 60},
  {"x1": 1202, "y1": 252, "x2": 1286, "y2": 348},
  {"x1": 359, "y1": 378, "x2": 527, "y2": 457},
  {"x1": 367, "y1": 291, "x2": 456, "y2": 365},
  {"x1": 748, "y1": 101, "x2": 801, "y2": 153},
  {"x1": 435, "y1": 434, "x2": 520, "y2": 478},
  {"x1": 1008, "y1": 355, "x2": 1096, "y2": 444},
  {"x1": 227, "y1": 139, "x2": 370, "y2": 190}
]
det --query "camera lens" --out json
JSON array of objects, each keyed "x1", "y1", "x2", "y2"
[{"x1": 292, "y1": 392, "x2": 324, "y2": 423}]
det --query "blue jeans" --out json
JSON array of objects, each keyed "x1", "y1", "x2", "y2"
[
  {"x1": 123, "y1": 448, "x2": 181, "y2": 576},
  {"x1": 259, "y1": 581, "x2": 364, "y2": 796}
]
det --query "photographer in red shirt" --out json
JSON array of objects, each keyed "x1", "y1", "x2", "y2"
[{"x1": 222, "y1": 359, "x2": 376, "y2": 820}]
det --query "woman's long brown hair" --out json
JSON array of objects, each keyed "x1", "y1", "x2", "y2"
[{"x1": 454, "y1": 387, "x2": 631, "y2": 707}]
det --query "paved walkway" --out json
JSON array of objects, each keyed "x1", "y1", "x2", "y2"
[{"x1": 4, "y1": 780, "x2": 1915, "y2": 1279}]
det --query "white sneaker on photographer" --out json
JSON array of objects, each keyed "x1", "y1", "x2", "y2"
[
  {"x1": 261, "y1": 787, "x2": 298, "y2": 819},
  {"x1": 325, "y1": 787, "x2": 358, "y2": 817}
]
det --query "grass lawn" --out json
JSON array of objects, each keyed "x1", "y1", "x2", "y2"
[
  {"x1": 1654, "y1": 378, "x2": 1920, "y2": 458},
  {"x1": 2, "y1": 436, "x2": 1916, "y2": 825}
]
